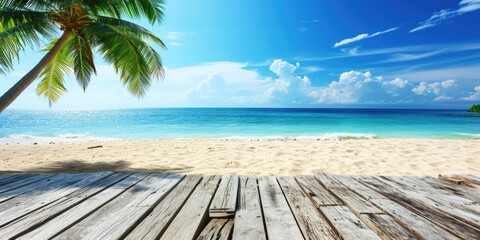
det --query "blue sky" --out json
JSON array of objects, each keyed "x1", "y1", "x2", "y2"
[{"x1": 1, "y1": 0, "x2": 480, "y2": 109}]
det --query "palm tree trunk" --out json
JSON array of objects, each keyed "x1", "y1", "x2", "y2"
[{"x1": 0, "y1": 30, "x2": 72, "y2": 113}]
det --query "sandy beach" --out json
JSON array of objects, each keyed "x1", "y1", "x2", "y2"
[{"x1": 0, "y1": 138, "x2": 478, "y2": 176}]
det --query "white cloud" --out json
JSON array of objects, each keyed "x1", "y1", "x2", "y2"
[
  {"x1": 334, "y1": 27, "x2": 398, "y2": 47},
  {"x1": 463, "y1": 86, "x2": 480, "y2": 101},
  {"x1": 412, "y1": 80, "x2": 457, "y2": 95},
  {"x1": 388, "y1": 78, "x2": 408, "y2": 88},
  {"x1": 231, "y1": 59, "x2": 316, "y2": 104},
  {"x1": 313, "y1": 71, "x2": 411, "y2": 104},
  {"x1": 411, "y1": 0, "x2": 480, "y2": 32}
]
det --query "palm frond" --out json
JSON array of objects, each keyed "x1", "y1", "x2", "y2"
[
  {"x1": 36, "y1": 38, "x2": 73, "y2": 106},
  {"x1": 95, "y1": 15, "x2": 166, "y2": 48},
  {"x1": 81, "y1": 0, "x2": 165, "y2": 24},
  {"x1": 0, "y1": 19, "x2": 56, "y2": 74},
  {"x1": 87, "y1": 22, "x2": 163, "y2": 97},
  {"x1": 66, "y1": 32, "x2": 96, "y2": 91}
]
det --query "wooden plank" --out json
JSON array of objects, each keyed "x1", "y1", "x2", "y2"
[
  {"x1": 0, "y1": 173, "x2": 110, "y2": 227},
  {"x1": 0, "y1": 173, "x2": 130, "y2": 239},
  {"x1": 257, "y1": 176, "x2": 304, "y2": 240},
  {"x1": 0, "y1": 174, "x2": 39, "y2": 188},
  {"x1": 320, "y1": 206, "x2": 381, "y2": 240},
  {"x1": 400, "y1": 176, "x2": 480, "y2": 212},
  {"x1": 0, "y1": 174, "x2": 52, "y2": 195},
  {"x1": 333, "y1": 175, "x2": 387, "y2": 200},
  {"x1": 316, "y1": 174, "x2": 382, "y2": 215},
  {"x1": 54, "y1": 173, "x2": 184, "y2": 240},
  {"x1": 209, "y1": 175, "x2": 239, "y2": 217},
  {"x1": 232, "y1": 177, "x2": 266, "y2": 240},
  {"x1": 372, "y1": 198, "x2": 461, "y2": 240},
  {"x1": 278, "y1": 176, "x2": 339, "y2": 240},
  {"x1": 125, "y1": 175, "x2": 202, "y2": 240},
  {"x1": 359, "y1": 176, "x2": 480, "y2": 239},
  {"x1": 218, "y1": 219, "x2": 234, "y2": 240},
  {"x1": 379, "y1": 176, "x2": 480, "y2": 227},
  {"x1": 19, "y1": 174, "x2": 147, "y2": 240},
  {"x1": 421, "y1": 175, "x2": 480, "y2": 203},
  {"x1": 160, "y1": 175, "x2": 220, "y2": 240},
  {"x1": 346, "y1": 176, "x2": 462, "y2": 240},
  {"x1": 196, "y1": 219, "x2": 229, "y2": 240},
  {"x1": 295, "y1": 175, "x2": 341, "y2": 206},
  {"x1": 359, "y1": 213, "x2": 418, "y2": 240}
]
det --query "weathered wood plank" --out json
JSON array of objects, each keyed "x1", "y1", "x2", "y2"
[
  {"x1": 19, "y1": 174, "x2": 147, "y2": 240},
  {"x1": 0, "y1": 173, "x2": 109, "y2": 227},
  {"x1": 346, "y1": 176, "x2": 462, "y2": 240},
  {"x1": 0, "y1": 173, "x2": 130, "y2": 239},
  {"x1": 316, "y1": 174, "x2": 382, "y2": 215},
  {"x1": 0, "y1": 174, "x2": 39, "y2": 189},
  {"x1": 0, "y1": 174, "x2": 52, "y2": 196},
  {"x1": 359, "y1": 176, "x2": 480, "y2": 239},
  {"x1": 333, "y1": 175, "x2": 387, "y2": 200},
  {"x1": 277, "y1": 176, "x2": 339, "y2": 240},
  {"x1": 371, "y1": 198, "x2": 461, "y2": 240},
  {"x1": 160, "y1": 176, "x2": 220, "y2": 240},
  {"x1": 320, "y1": 206, "x2": 381, "y2": 240},
  {"x1": 295, "y1": 175, "x2": 341, "y2": 206},
  {"x1": 196, "y1": 219, "x2": 229, "y2": 240},
  {"x1": 54, "y1": 173, "x2": 183, "y2": 240},
  {"x1": 232, "y1": 177, "x2": 266, "y2": 240},
  {"x1": 359, "y1": 213, "x2": 418, "y2": 240},
  {"x1": 209, "y1": 175, "x2": 239, "y2": 217},
  {"x1": 218, "y1": 219, "x2": 234, "y2": 240},
  {"x1": 125, "y1": 175, "x2": 202, "y2": 240},
  {"x1": 379, "y1": 176, "x2": 480, "y2": 227},
  {"x1": 421, "y1": 176, "x2": 480, "y2": 203},
  {"x1": 257, "y1": 176, "x2": 304, "y2": 240}
]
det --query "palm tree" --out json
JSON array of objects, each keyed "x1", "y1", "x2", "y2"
[{"x1": 0, "y1": 0, "x2": 166, "y2": 112}]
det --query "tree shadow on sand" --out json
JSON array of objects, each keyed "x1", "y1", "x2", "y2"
[{"x1": 2, "y1": 160, "x2": 193, "y2": 174}]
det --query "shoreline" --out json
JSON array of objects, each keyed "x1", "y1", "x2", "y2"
[{"x1": 1, "y1": 138, "x2": 478, "y2": 176}]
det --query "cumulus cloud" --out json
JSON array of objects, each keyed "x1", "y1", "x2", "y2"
[
  {"x1": 411, "y1": 0, "x2": 480, "y2": 32},
  {"x1": 232, "y1": 59, "x2": 316, "y2": 104},
  {"x1": 312, "y1": 71, "x2": 411, "y2": 104},
  {"x1": 334, "y1": 27, "x2": 398, "y2": 47},
  {"x1": 463, "y1": 86, "x2": 480, "y2": 101},
  {"x1": 412, "y1": 80, "x2": 456, "y2": 95}
]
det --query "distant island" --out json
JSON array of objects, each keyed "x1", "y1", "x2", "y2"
[{"x1": 468, "y1": 104, "x2": 480, "y2": 112}]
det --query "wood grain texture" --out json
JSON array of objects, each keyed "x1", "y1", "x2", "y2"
[
  {"x1": 359, "y1": 213, "x2": 418, "y2": 240},
  {"x1": 18, "y1": 173, "x2": 147, "y2": 240},
  {"x1": 320, "y1": 206, "x2": 381, "y2": 240},
  {"x1": 0, "y1": 173, "x2": 129, "y2": 239},
  {"x1": 278, "y1": 176, "x2": 339, "y2": 240},
  {"x1": 125, "y1": 175, "x2": 202, "y2": 240},
  {"x1": 196, "y1": 219, "x2": 231, "y2": 240},
  {"x1": 54, "y1": 174, "x2": 183, "y2": 240},
  {"x1": 360, "y1": 176, "x2": 480, "y2": 239},
  {"x1": 295, "y1": 175, "x2": 341, "y2": 207},
  {"x1": 0, "y1": 172, "x2": 109, "y2": 227},
  {"x1": 232, "y1": 177, "x2": 266, "y2": 240},
  {"x1": 160, "y1": 175, "x2": 220, "y2": 240},
  {"x1": 209, "y1": 175, "x2": 238, "y2": 217},
  {"x1": 257, "y1": 176, "x2": 304, "y2": 240}
]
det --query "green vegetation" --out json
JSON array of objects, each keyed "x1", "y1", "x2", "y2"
[
  {"x1": 0, "y1": 0, "x2": 166, "y2": 112},
  {"x1": 468, "y1": 104, "x2": 480, "y2": 112}
]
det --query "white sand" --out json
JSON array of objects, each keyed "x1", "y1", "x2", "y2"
[{"x1": 0, "y1": 138, "x2": 478, "y2": 176}]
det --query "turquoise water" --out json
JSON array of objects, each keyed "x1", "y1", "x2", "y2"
[{"x1": 1, "y1": 108, "x2": 479, "y2": 141}]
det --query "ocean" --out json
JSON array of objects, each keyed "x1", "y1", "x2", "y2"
[{"x1": 0, "y1": 108, "x2": 479, "y2": 142}]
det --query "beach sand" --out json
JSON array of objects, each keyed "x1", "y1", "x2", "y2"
[{"x1": 0, "y1": 138, "x2": 478, "y2": 176}]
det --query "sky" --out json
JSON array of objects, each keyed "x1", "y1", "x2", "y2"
[{"x1": 1, "y1": 0, "x2": 480, "y2": 109}]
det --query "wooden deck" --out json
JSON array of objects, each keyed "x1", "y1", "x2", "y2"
[{"x1": 0, "y1": 172, "x2": 478, "y2": 239}]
